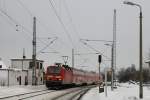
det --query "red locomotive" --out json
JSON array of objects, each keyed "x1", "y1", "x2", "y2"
[{"x1": 45, "y1": 63, "x2": 102, "y2": 88}]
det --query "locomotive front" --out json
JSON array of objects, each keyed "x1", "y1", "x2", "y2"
[{"x1": 45, "y1": 64, "x2": 64, "y2": 87}]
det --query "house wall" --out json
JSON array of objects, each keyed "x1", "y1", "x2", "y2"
[
  {"x1": 11, "y1": 60, "x2": 30, "y2": 70},
  {"x1": 8, "y1": 70, "x2": 28, "y2": 86},
  {"x1": 0, "y1": 69, "x2": 28, "y2": 86},
  {"x1": 10, "y1": 59, "x2": 44, "y2": 85},
  {"x1": 0, "y1": 70, "x2": 7, "y2": 86}
]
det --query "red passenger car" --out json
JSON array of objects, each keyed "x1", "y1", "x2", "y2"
[{"x1": 45, "y1": 63, "x2": 101, "y2": 88}]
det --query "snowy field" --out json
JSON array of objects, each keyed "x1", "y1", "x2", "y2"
[
  {"x1": 0, "y1": 85, "x2": 47, "y2": 98},
  {"x1": 82, "y1": 83, "x2": 150, "y2": 100},
  {"x1": 0, "y1": 83, "x2": 150, "y2": 100}
]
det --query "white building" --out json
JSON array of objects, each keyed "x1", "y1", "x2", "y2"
[
  {"x1": 0, "y1": 59, "x2": 8, "y2": 86},
  {"x1": 0, "y1": 59, "x2": 28, "y2": 86},
  {"x1": 11, "y1": 59, "x2": 44, "y2": 85},
  {"x1": 0, "y1": 68, "x2": 28, "y2": 86},
  {"x1": 0, "y1": 58, "x2": 44, "y2": 86}
]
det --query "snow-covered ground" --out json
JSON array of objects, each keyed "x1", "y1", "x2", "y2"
[
  {"x1": 0, "y1": 83, "x2": 150, "y2": 100},
  {"x1": 82, "y1": 83, "x2": 150, "y2": 100},
  {"x1": 0, "y1": 85, "x2": 47, "y2": 98}
]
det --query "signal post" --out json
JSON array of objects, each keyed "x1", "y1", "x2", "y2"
[{"x1": 98, "y1": 55, "x2": 102, "y2": 93}]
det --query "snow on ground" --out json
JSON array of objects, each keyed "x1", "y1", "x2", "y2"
[
  {"x1": 0, "y1": 85, "x2": 47, "y2": 98},
  {"x1": 0, "y1": 83, "x2": 150, "y2": 100},
  {"x1": 82, "y1": 83, "x2": 150, "y2": 100}
]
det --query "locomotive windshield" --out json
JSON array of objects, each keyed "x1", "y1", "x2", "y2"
[{"x1": 48, "y1": 66, "x2": 61, "y2": 74}]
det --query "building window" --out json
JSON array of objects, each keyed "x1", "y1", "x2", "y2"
[
  {"x1": 29, "y1": 62, "x2": 33, "y2": 69},
  {"x1": 40, "y1": 63, "x2": 43, "y2": 69},
  {"x1": 36, "y1": 62, "x2": 39, "y2": 69},
  {"x1": 0, "y1": 65, "x2": 2, "y2": 68}
]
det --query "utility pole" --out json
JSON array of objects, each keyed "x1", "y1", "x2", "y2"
[
  {"x1": 112, "y1": 9, "x2": 117, "y2": 88},
  {"x1": 139, "y1": 8, "x2": 143, "y2": 99},
  {"x1": 105, "y1": 68, "x2": 108, "y2": 97},
  {"x1": 72, "y1": 49, "x2": 74, "y2": 68},
  {"x1": 32, "y1": 17, "x2": 37, "y2": 85},
  {"x1": 111, "y1": 44, "x2": 114, "y2": 91},
  {"x1": 123, "y1": 1, "x2": 143, "y2": 98}
]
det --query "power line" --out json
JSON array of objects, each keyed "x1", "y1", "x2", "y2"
[
  {"x1": 0, "y1": 12, "x2": 17, "y2": 30},
  {"x1": 37, "y1": 37, "x2": 58, "y2": 55},
  {"x1": 75, "y1": 52, "x2": 100, "y2": 55},
  {"x1": 62, "y1": 0, "x2": 81, "y2": 39},
  {"x1": 0, "y1": 7, "x2": 54, "y2": 49},
  {"x1": 48, "y1": 0, "x2": 75, "y2": 48},
  {"x1": 80, "y1": 39, "x2": 113, "y2": 43},
  {"x1": 0, "y1": 8, "x2": 32, "y2": 38},
  {"x1": 15, "y1": 0, "x2": 59, "y2": 47},
  {"x1": 80, "y1": 39, "x2": 111, "y2": 60},
  {"x1": 16, "y1": 0, "x2": 33, "y2": 17},
  {"x1": 16, "y1": 0, "x2": 57, "y2": 36}
]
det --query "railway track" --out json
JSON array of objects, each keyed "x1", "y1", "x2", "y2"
[
  {"x1": 0, "y1": 89, "x2": 55, "y2": 100},
  {"x1": 0, "y1": 85, "x2": 95, "y2": 100},
  {"x1": 51, "y1": 85, "x2": 95, "y2": 100}
]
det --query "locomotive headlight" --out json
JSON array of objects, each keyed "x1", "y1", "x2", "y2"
[
  {"x1": 55, "y1": 76, "x2": 62, "y2": 78},
  {"x1": 48, "y1": 75, "x2": 53, "y2": 78},
  {"x1": 58, "y1": 78, "x2": 62, "y2": 80}
]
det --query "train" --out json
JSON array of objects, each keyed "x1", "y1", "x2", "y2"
[{"x1": 45, "y1": 63, "x2": 103, "y2": 88}]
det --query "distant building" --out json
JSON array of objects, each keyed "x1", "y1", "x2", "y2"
[
  {"x1": 11, "y1": 59, "x2": 44, "y2": 85},
  {"x1": 0, "y1": 68, "x2": 28, "y2": 86},
  {"x1": 0, "y1": 59, "x2": 8, "y2": 86},
  {"x1": 0, "y1": 58, "x2": 44, "y2": 86},
  {"x1": 0, "y1": 59, "x2": 28, "y2": 86}
]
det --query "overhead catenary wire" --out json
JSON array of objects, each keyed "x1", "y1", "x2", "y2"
[
  {"x1": 16, "y1": 0, "x2": 33, "y2": 17},
  {"x1": 80, "y1": 39, "x2": 111, "y2": 60},
  {"x1": 16, "y1": 0, "x2": 57, "y2": 36},
  {"x1": 61, "y1": 0, "x2": 105, "y2": 63},
  {"x1": 0, "y1": 12, "x2": 32, "y2": 40},
  {"x1": 48, "y1": 0, "x2": 75, "y2": 48},
  {"x1": 0, "y1": 7, "x2": 55, "y2": 49},
  {"x1": 37, "y1": 37, "x2": 58, "y2": 55},
  {"x1": 0, "y1": 8, "x2": 32, "y2": 39},
  {"x1": 61, "y1": 0, "x2": 81, "y2": 39},
  {"x1": 80, "y1": 39, "x2": 113, "y2": 43},
  {"x1": 0, "y1": 12, "x2": 17, "y2": 30},
  {"x1": 15, "y1": 0, "x2": 58, "y2": 47},
  {"x1": 17, "y1": 0, "x2": 93, "y2": 64}
]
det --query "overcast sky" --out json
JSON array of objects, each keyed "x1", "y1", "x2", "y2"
[{"x1": 0, "y1": 0, "x2": 150, "y2": 72}]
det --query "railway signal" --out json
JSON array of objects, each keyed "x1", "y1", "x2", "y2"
[
  {"x1": 98, "y1": 55, "x2": 102, "y2": 93},
  {"x1": 98, "y1": 55, "x2": 102, "y2": 63}
]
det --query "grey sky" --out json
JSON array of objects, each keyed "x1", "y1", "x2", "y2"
[{"x1": 0, "y1": 0, "x2": 150, "y2": 72}]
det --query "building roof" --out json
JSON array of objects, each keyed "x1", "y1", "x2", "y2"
[
  {"x1": 11, "y1": 59, "x2": 44, "y2": 62},
  {"x1": 145, "y1": 60, "x2": 150, "y2": 63}
]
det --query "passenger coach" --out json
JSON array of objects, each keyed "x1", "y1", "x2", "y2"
[{"x1": 45, "y1": 63, "x2": 101, "y2": 88}]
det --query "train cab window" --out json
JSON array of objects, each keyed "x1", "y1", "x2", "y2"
[{"x1": 48, "y1": 66, "x2": 61, "y2": 74}]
